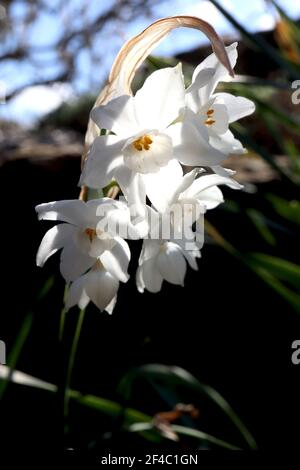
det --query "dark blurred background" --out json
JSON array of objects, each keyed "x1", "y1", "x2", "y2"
[{"x1": 1, "y1": 0, "x2": 300, "y2": 456}]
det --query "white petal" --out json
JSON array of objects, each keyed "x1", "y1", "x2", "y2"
[
  {"x1": 36, "y1": 223, "x2": 75, "y2": 267},
  {"x1": 60, "y1": 242, "x2": 94, "y2": 282},
  {"x1": 206, "y1": 103, "x2": 229, "y2": 135},
  {"x1": 142, "y1": 159, "x2": 183, "y2": 213},
  {"x1": 186, "y1": 68, "x2": 215, "y2": 112},
  {"x1": 91, "y1": 95, "x2": 138, "y2": 137},
  {"x1": 86, "y1": 198, "x2": 120, "y2": 226},
  {"x1": 211, "y1": 165, "x2": 236, "y2": 177},
  {"x1": 89, "y1": 235, "x2": 115, "y2": 258},
  {"x1": 169, "y1": 198, "x2": 205, "y2": 239},
  {"x1": 145, "y1": 206, "x2": 161, "y2": 241},
  {"x1": 195, "y1": 186, "x2": 224, "y2": 209},
  {"x1": 121, "y1": 173, "x2": 146, "y2": 222},
  {"x1": 156, "y1": 242, "x2": 186, "y2": 286},
  {"x1": 134, "y1": 64, "x2": 185, "y2": 130},
  {"x1": 181, "y1": 246, "x2": 201, "y2": 270},
  {"x1": 36, "y1": 200, "x2": 88, "y2": 226},
  {"x1": 101, "y1": 200, "x2": 148, "y2": 240},
  {"x1": 138, "y1": 257, "x2": 163, "y2": 293},
  {"x1": 114, "y1": 156, "x2": 135, "y2": 197},
  {"x1": 79, "y1": 135, "x2": 125, "y2": 189},
  {"x1": 192, "y1": 43, "x2": 238, "y2": 101},
  {"x1": 167, "y1": 110, "x2": 226, "y2": 166},
  {"x1": 169, "y1": 168, "x2": 202, "y2": 205},
  {"x1": 65, "y1": 275, "x2": 90, "y2": 310},
  {"x1": 175, "y1": 233, "x2": 204, "y2": 253},
  {"x1": 99, "y1": 236, "x2": 130, "y2": 283},
  {"x1": 184, "y1": 173, "x2": 242, "y2": 200},
  {"x1": 139, "y1": 239, "x2": 161, "y2": 264},
  {"x1": 136, "y1": 266, "x2": 145, "y2": 293},
  {"x1": 105, "y1": 295, "x2": 117, "y2": 314},
  {"x1": 210, "y1": 129, "x2": 246, "y2": 154},
  {"x1": 84, "y1": 269, "x2": 119, "y2": 312},
  {"x1": 75, "y1": 228, "x2": 115, "y2": 258},
  {"x1": 215, "y1": 93, "x2": 255, "y2": 123}
]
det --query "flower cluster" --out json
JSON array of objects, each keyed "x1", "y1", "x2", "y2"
[{"x1": 36, "y1": 43, "x2": 254, "y2": 313}]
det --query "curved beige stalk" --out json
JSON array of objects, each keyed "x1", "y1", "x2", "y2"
[
  {"x1": 108, "y1": 15, "x2": 233, "y2": 98},
  {"x1": 80, "y1": 15, "x2": 234, "y2": 199}
]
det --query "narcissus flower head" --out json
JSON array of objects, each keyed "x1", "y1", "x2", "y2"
[
  {"x1": 184, "y1": 43, "x2": 255, "y2": 156},
  {"x1": 137, "y1": 239, "x2": 200, "y2": 293},
  {"x1": 65, "y1": 260, "x2": 119, "y2": 314},
  {"x1": 36, "y1": 198, "x2": 130, "y2": 284},
  {"x1": 80, "y1": 64, "x2": 227, "y2": 210},
  {"x1": 35, "y1": 21, "x2": 253, "y2": 313}
]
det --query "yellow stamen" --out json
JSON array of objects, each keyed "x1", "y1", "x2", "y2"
[
  {"x1": 133, "y1": 135, "x2": 153, "y2": 151},
  {"x1": 85, "y1": 228, "x2": 96, "y2": 242},
  {"x1": 205, "y1": 108, "x2": 215, "y2": 126}
]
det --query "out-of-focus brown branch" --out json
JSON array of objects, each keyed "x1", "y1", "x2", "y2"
[
  {"x1": 4, "y1": 71, "x2": 71, "y2": 101},
  {"x1": 1, "y1": 0, "x2": 159, "y2": 101}
]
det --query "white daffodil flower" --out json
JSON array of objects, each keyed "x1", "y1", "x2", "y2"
[
  {"x1": 36, "y1": 198, "x2": 130, "y2": 283},
  {"x1": 137, "y1": 168, "x2": 242, "y2": 293},
  {"x1": 179, "y1": 42, "x2": 255, "y2": 158},
  {"x1": 136, "y1": 167, "x2": 241, "y2": 294},
  {"x1": 144, "y1": 164, "x2": 242, "y2": 221},
  {"x1": 136, "y1": 239, "x2": 200, "y2": 293},
  {"x1": 65, "y1": 260, "x2": 119, "y2": 314},
  {"x1": 80, "y1": 64, "x2": 225, "y2": 209}
]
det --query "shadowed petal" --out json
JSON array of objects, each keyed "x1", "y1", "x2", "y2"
[
  {"x1": 184, "y1": 173, "x2": 242, "y2": 200},
  {"x1": 210, "y1": 129, "x2": 246, "y2": 154},
  {"x1": 137, "y1": 257, "x2": 163, "y2": 293},
  {"x1": 156, "y1": 242, "x2": 186, "y2": 286},
  {"x1": 65, "y1": 275, "x2": 90, "y2": 310},
  {"x1": 60, "y1": 242, "x2": 94, "y2": 282},
  {"x1": 80, "y1": 135, "x2": 125, "y2": 189},
  {"x1": 36, "y1": 223, "x2": 75, "y2": 267},
  {"x1": 134, "y1": 64, "x2": 185, "y2": 130},
  {"x1": 91, "y1": 95, "x2": 138, "y2": 137},
  {"x1": 216, "y1": 93, "x2": 255, "y2": 123},
  {"x1": 142, "y1": 159, "x2": 183, "y2": 213},
  {"x1": 99, "y1": 236, "x2": 130, "y2": 283},
  {"x1": 36, "y1": 200, "x2": 88, "y2": 226},
  {"x1": 84, "y1": 269, "x2": 119, "y2": 311},
  {"x1": 167, "y1": 110, "x2": 226, "y2": 166},
  {"x1": 192, "y1": 43, "x2": 238, "y2": 102},
  {"x1": 186, "y1": 68, "x2": 215, "y2": 112}
]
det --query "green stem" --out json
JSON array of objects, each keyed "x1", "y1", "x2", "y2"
[
  {"x1": 59, "y1": 307, "x2": 67, "y2": 343},
  {"x1": 63, "y1": 308, "x2": 86, "y2": 417},
  {"x1": 0, "y1": 276, "x2": 54, "y2": 400},
  {"x1": 59, "y1": 284, "x2": 69, "y2": 342}
]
